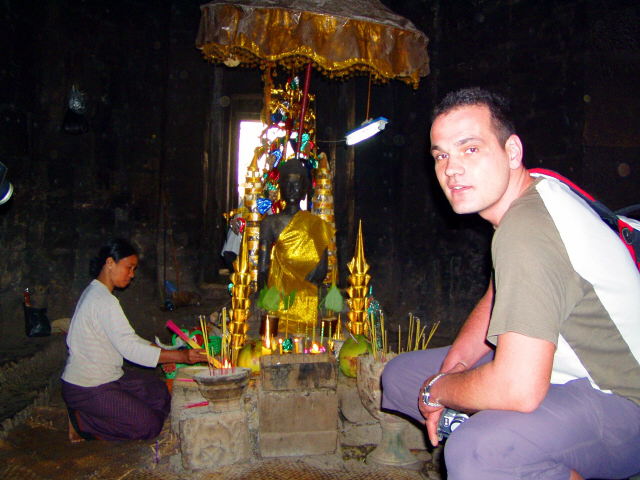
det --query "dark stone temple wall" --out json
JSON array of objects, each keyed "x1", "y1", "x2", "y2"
[
  {"x1": 347, "y1": 0, "x2": 639, "y2": 344},
  {"x1": 1, "y1": 0, "x2": 638, "y2": 353},
  {"x1": 0, "y1": 1, "x2": 218, "y2": 349}
]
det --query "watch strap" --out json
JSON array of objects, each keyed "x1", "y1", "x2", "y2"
[{"x1": 422, "y1": 372, "x2": 447, "y2": 408}]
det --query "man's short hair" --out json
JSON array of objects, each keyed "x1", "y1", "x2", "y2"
[{"x1": 432, "y1": 87, "x2": 516, "y2": 145}]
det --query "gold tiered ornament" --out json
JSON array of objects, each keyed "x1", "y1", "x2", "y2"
[
  {"x1": 312, "y1": 152, "x2": 337, "y2": 285},
  {"x1": 229, "y1": 232, "x2": 252, "y2": 363},
  {"x1": 242, "y1": 148, "x2": 265, "y2": 291},
  {"x1": 345, "y1": 220, "x2": 371, "y2": 336}
]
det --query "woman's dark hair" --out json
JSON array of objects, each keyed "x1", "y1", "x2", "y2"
[{"x1": 89, "y1": 238, "x2": 138, "y2": 277}]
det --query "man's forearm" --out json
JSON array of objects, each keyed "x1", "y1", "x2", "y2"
[
  {"x1": 427, "y1": 364, "x2": 498, "y2": 412},
  {"x1": 430, "y1": 332, "x2": 555, "y2": 413}
]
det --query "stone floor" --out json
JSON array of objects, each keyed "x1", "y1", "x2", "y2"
[
  {"x1": 0, "y1": 314, "x2": 441, "y2": 480},
  {"x1": 5, "y1": 392, "x2": 640, "y2": 480},
  {"x1": 0, "y1": 277, "x2": 433, "y2": 479},
  {"x1": 0, "y1": 388, "x2": 438, "y2": 480}
]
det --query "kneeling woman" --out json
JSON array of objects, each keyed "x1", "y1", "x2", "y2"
[{"x1": 61, "y1": 239, "x2": 207, "y2": 442}]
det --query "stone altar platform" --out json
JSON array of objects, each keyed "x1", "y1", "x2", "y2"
[{"x1": 170, "y1": 353, "x2": 428, "y2": 472}]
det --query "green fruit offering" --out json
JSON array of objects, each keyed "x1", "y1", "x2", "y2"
[{"x1": 338, "y1": 334, "x2": 373, "y2": 377}]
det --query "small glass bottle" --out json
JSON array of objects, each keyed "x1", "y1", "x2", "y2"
[{"x1": 23, "y1": 288, "x2": 31, "y2": 307}]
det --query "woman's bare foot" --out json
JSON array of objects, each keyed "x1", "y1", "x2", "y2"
[
  {"x1": 569, "y1": 470, "x2": 584, "y2": 480},
  {"x1": 68, "y1": 416, "x2": 84, "y2": 443}
]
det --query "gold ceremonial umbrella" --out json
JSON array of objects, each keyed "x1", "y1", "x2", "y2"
[{"x1": 195, "y1": 0, "x2": 430, "y2": 89}]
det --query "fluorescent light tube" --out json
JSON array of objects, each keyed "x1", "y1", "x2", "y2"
[{"x1": 345, "y1": 117, "x2": 389, "y2": 146}]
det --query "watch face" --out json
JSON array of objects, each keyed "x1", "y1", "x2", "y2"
[
  {"x1": 422, "y1": 379, "x2": 443, "y2": 407},
  {"x1": 422, "y1": 386, "x2": 436, "y2": 406},
  {"x1": 422, "y1": 388, "x2": 429, "y2": 405},
  {"x1": 422, "y1": 373, "x2": 447, "y2": 407}
]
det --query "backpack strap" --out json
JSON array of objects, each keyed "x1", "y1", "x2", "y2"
[
  {"x1": 529, "y1": 168, "x2": 640, "y2": 270},
  {"x1": 616, "y1": 204, "x2": 640, "y2": 217}
]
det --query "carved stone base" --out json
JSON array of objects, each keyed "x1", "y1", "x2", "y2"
[
  {"x1": 357, "y1": 354, "x2": 422, "y2": 470},
  {"x1": 366, "y1": 415, "x2": 422, "y2": 470},
  {"x1": 179, "y1": 409, "x2": 250, "y2": 470}
]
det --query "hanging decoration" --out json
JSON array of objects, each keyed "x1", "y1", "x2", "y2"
[{"x1": 62, "y1": 84, "x2": 89, "y2": 135}]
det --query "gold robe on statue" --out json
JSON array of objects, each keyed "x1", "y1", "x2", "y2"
[{"x1": 268, "y1": 211, "x2": 334, "y2": 335}]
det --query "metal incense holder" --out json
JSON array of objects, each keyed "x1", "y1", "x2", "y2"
[{"x1": 194, "y1": 367, "x2": 251, "y2": 412}]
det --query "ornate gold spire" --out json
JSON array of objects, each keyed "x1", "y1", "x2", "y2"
[
  {"x1": 312, "y1": 152, "x2": 337, "y2": 284},
  {"x1": 229, "y1": 232, "x2": 251, "y2": 358},
  {"x1": 242, "y1": 146, "x2": 265, "y2": 291},
  {"x1": 346, "y1": 220, "x2": 371, "y2": 335},
  {"x1": 231, "y1": 225, "x2": 250, "y2": 280}
]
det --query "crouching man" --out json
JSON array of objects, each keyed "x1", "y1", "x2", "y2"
[{"x1": 381, "y1": 87, "x2": 640, "y2": 480}]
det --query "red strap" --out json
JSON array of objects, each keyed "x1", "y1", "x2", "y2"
[{"x1": 530, "y1": 168, "x2": 596, "y2": 201}]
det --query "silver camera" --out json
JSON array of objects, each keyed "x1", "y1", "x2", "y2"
[{"x1": 437, "y1": 408, "x2": 469, "y2": 441}]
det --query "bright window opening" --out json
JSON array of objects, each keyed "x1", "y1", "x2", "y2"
[{"x1": 237, "y1": 120, "x2": 266, "y2": 203}]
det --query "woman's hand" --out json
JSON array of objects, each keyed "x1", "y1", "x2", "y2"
[
  {"x1": 159, "y1": 348, "x2": 209, "y2": 365},
  {"x1": 183, "y1": 348, "x2": 209, "y2": 364}
]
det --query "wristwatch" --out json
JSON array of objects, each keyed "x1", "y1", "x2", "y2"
[{"x1": 422, "y1": 373, "x2": 447, "y2": 407}]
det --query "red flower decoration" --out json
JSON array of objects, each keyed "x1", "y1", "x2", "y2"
[{"x1": 268, "y1": 169, "x2": 280, "y2": 182}]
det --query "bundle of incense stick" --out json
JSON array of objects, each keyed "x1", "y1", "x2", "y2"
[
  {"x1": 366, "y1": 311, "x2": 390, "y2": 361},
  {"x1": 422, "y1": 320, "x2": 440, "y2": 350},
  {"x1": 220, "y1": 307, "x2": 230, "y2": 366},
  {"x1": 401, "y1": 314, "x2": 441, "y2": 352},
  {"x1": 380, "y1": 311, "x2": 388, "y2": 355},
  {"x1": 406, "y1": 313, "x2": 416, "y2": 353},
  {"x1": 368, "y1": 312, "x2": 379, "y2": 360},
  {"x1": 199, "y1": 315, "x2": 214, "y2": 375},
  {"x1": 415, "y1": 318, "x2": 425, "y2": 351},
  {"x1": 407, "y1": 314, "x2": 423, "y2": 352},
  {"x1": 166, "y1": 320, "x2": 201, "y2": 349}
]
